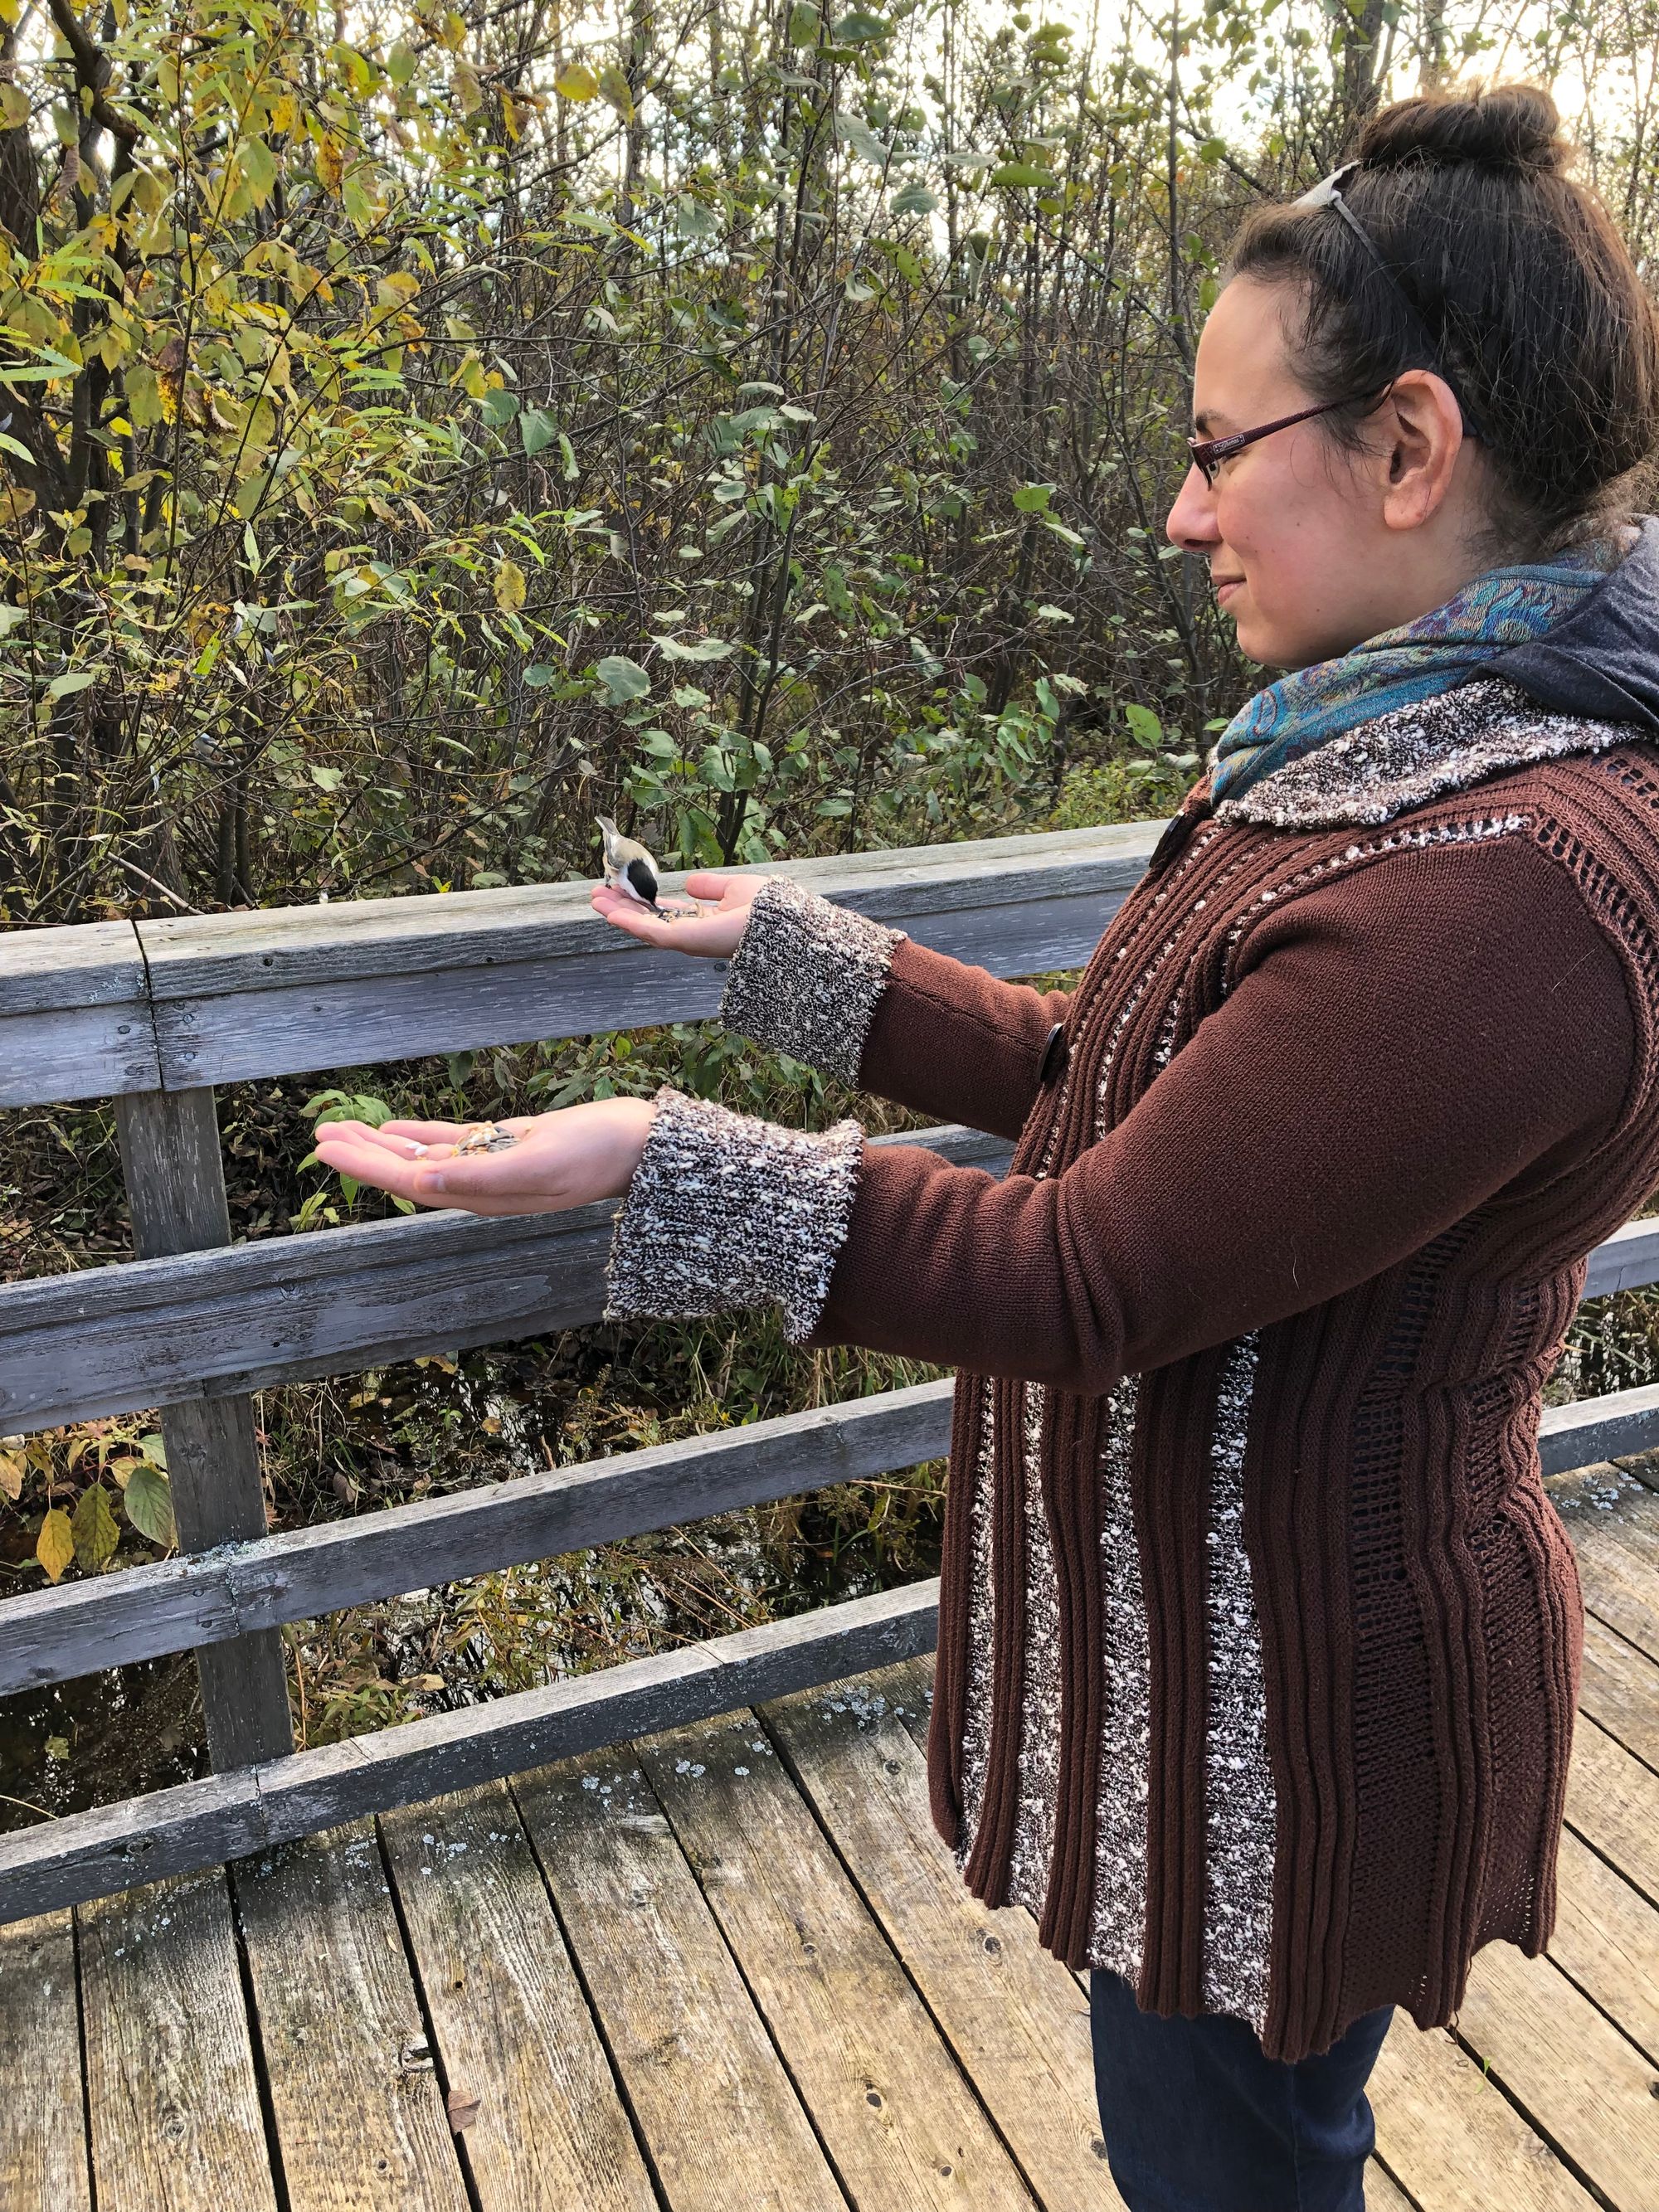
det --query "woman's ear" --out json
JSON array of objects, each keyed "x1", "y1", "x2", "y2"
[{"x1": 1377, "y1": 369, "x2": 1470, "y2": 530}]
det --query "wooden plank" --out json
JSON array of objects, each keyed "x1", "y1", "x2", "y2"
[
  {"x1": 233, "y1": 1821, "x2": 469, "y2": 2212},
  {"x1": 762, "y1": 1659, "x2": 1121, "y2": 2212},
  {"x1": 78, "y1": 1867, "x2": 280, "y2": 2211},
  {"x1": 1455, "y1": 1939, "x2": 1659, "y2": 2212},
  {"x1": 1369, "y1": 2018, "x2": 1597, "y2": 2212},
  {"x1": 0, "y1": 1123, "x2": 1001, "y2": 1435},
  {"x1": 381, "y1": 1781, "x2": 658, "y2": 2212},
  {"x1": 0, "y1": 1910, "x2": 91, "y2": 2211},
  {"x1": 8, "y1": 1180, "x2": 1653, "y2": 1464},
  {"x1": 513, "y1": 1752, "x2": 847, "y2": 2212},
  {"x1": 1577, "y1": 1610, "x2": 1659, "y2": 1769},
  {"x1": 0, "y1": 916, "x2": 158, "y2": 1106},
  {"x1": 1583, "y1": 1214, "x2": 1659, "y2": 1298},
  {"x1": 1538, "y1": 1383, "x2": 1659, "y2": 1476},
  {"x1": 0, "y1": 1580, "x2": 938, "y2": 1924},
  {"x1": 1366, "y1": 2167, "x2": 1418, "y2": 2212},
  {"x1": 0, "y1": 824, "x2": 1162, "y2": 1104},
  {"x1": 1564, "y1": 1714, "x2": 1659, "y2": 1902},
  {"x1": 139, "y1": 822, "x2": 1160, "y2": 1088},
  {"x1": 1548, "y1": 1827, "x2": 1659, "y2": 2061},
  {"x1": 641, "y1": 1709, "x2": 1037, "y2": 2210},
  {"x1": 115, "y1": 1087, "x2": 293, "y2": 1770},
  {"x1": 0, "y1": 1378, "x2": 955, "y2": 1696},
  {"x1": 1556, "y1": 1475, "x2": 1659, "y2": 1664}
]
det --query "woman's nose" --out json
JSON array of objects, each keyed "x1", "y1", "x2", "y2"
[{"x1": 1165, "y1": 464, "x2": 1220, "y2": 552}]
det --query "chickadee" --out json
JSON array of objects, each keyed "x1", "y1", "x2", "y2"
[{"x1": 597, "y1": 815, "x2": 664, "y2": 913}]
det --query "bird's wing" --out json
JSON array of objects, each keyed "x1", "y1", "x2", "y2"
[{"x1": 625, "y1": 855, "x2": 659, "y2": 905}]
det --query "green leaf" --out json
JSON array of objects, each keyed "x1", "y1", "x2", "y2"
[
  {"x1": 676, "y1": 197, "x2": 722, "y2": 239},
  {"x1": 71, "y1": 1482, "x2": 120, "y2": 1572},
  {"x1": 309, "y1": 763, "x2": 344, "y2": 791},
  {"x1": 989, "y1": 161, "x2": 1051, "y2": 187},
  {"x1": 653, "y1": 634, "x2": 735, "y2": 662},
  {"x1": 124, "y1": 365, "x2": 163, "y2": 427},
  {"x1": 387, "y1": 39, "x2": 417, "y2": 83},
  {"x1": 123, "y1": 1461, "x2": 176, "y2": 1548},
  {"x1": 1125, "y1": 702, "x2": 1164, "y2": 746},
  {"x1": 596, "y1": 64, "x2": 635, "y2": 121},
  {"x1": 520, "y1": 408, "x2": 556, "y2": 455},
  {"x1": 1011, "y1": 483, "x2": 1053, "y2": 513},
  {"x1": 523, "y1": 663, "x2": 557, "y2": 687},
  {"x1": 831, "y1": 10, "x2": 890, "y2": 38},
  {"x1": 481, "y1": 386, "x2": 520, "y2": 428},
  {"x1": 788, "y1": 1, "x2": 822, "y2": 41},
  {"x1": 46, "y1": 671, "x2": 97, "y2": 700},
  {"x1": 236, "y1": 134, "x2": 278, "y2": 206},
  {"x1": 596, "y1": 654, "x2": 652, "y2": 702},
  {"x1": 892, "y1": 181, "x2": 938, "y2": 216}
]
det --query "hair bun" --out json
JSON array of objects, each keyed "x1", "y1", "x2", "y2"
[{"x1": 1356, "y1": 80, "x2": 1569, "y2": 177}]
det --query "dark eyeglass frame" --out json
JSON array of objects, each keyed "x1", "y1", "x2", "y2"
[
  {"x1": 1186, "y1": 158, "x2": 1486, "y2": 489},
  {"x1": 1187, "y1": 381, "x2": 1396, "y2": 488}
]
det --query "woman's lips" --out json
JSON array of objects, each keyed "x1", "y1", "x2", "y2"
[{"x1": 1215, "y1": 579, "x2": 1243, "y2": 605}]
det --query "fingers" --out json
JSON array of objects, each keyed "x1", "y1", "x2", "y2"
[
  {"x1": 377, "y1": 1118, "x2": 468, "y2": 1145},
  {"x1": 311, "y1": 1130, "x2": 436, "y2": 1204},
  {"x1": 590, "y1": 887, "x2": 673, "y2": 943},
  {"x1": 315, "y1": 1119, "x2": 429, "y2": 1159},
  {"x1": 683, "y1": 872, "x2": 735, "y2": 900}
]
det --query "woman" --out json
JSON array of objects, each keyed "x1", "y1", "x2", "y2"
[{"x1": 319, "y1": 83, "x2": 1659, "y2": 2212}]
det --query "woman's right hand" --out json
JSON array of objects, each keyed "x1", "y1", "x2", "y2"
[{"x1": 589, "y1": 871, "x2": 768, "y2": 959}]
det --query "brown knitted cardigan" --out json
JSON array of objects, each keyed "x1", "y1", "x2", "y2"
[{"x1": 605, "y1": 672, "x2": 1659, "y2": 2062}]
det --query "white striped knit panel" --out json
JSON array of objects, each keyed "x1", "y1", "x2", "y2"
[{"x1": 1199, "y1": 1335, "x2": 1277, "y2": 2032}]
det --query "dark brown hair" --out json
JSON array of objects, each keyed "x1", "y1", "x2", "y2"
[{"x1": 1223, "y1": 81, "x2": 1659, "y2": 562}]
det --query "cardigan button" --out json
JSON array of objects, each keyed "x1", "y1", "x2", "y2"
[{"x1": 1039, "y1": 1022, "x2": 1069, "y2": 1085}]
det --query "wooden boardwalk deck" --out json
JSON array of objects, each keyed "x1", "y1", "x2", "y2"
[{"x1": 3, "y1": 1464, "x2": 1657, "y2": 2212}]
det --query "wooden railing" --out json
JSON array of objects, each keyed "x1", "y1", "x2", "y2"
[{"x1": 4, "y1": 817, "x2": 1658, "y2": 1925}]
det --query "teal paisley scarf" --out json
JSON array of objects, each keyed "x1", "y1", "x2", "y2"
[{"x1": 1209, "y1": 537, "x2": 1625, "y2": 808}]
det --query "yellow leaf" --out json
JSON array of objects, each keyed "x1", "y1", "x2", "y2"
[
  {"x1": 72, "y1": 1482, "x2": 119, "y2": 1572},
  {"x1": 440, "y1": 12, "x2": 467, "y2": 51},
  {"x1": 500, "y1": 90, "x2": 528, "y2": 141},
  {"x1": 315, "y1": 134, "x2": 343, "y2": 195},
  {"x1": 0, "y1": 83, "x2": 28, "y2": 129},
  {"x1": 596, "y1": 65, "x2": 634, "y2": 122},
  {"x1": 453, "y1": 59, "x2": 482, "y2": 115},
  {"x1": 554, "y1": 63, "x2": 597, "y2": 101},
  {"x1": 0, "y1": 485, "x2": 36, "y2": 525},
  {"x1": 0, "y1": 1446, "x2": 26, "y2": 1501},
  {"x1": 269, "y1": 91, "x2": 298, "y2": 135},
  {"x1": 36, "y1": 1507, "x2": 74, "y2": 1582},
  {"x1": 494, "y1": 557, "x2": 526, "y2": 614}
]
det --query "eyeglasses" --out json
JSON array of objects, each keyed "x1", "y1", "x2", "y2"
[
  {"x1": 1186, "y1": 159, "x2": 1486, "y2": 489},
  {"x1": 1187, "y1": 382, "x2": 1395, "y2": 487}
]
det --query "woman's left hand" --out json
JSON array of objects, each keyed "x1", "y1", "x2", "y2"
[{"x1": 311, "y1": 1098, "x2": 657, "y2": 1217}]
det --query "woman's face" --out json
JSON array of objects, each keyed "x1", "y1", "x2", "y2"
[{"x1": 1165, "y1": 274, "x2": 1488, "y2": 672}]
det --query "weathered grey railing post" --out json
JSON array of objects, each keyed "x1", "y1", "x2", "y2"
[{"x1": 114, "y1": 1087, "x2": 294, "y2": 1768}]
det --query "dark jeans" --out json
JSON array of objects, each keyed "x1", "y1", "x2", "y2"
[{"x1": 1089, "y1": 1969, "x2": 1395, "y2": 2212}]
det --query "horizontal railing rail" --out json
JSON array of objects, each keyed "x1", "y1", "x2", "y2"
[
  {"x1": 0, "y1": 1125, "x2": 1010, "y2": 1432},
  {"x1": 3, "y1": 813, "x2": 1657, "y2": 1928},
  {"x1": 2, "y1": 819, "x2": 1160, "y2": 1106}
]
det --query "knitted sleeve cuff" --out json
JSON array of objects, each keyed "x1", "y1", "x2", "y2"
[
  {"x1": 718, "y1": 876, "x2": 907, "y2": 1084},
  {"x1": 604, "y1": 1085, "x2": 866, "y2": 1344}
]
